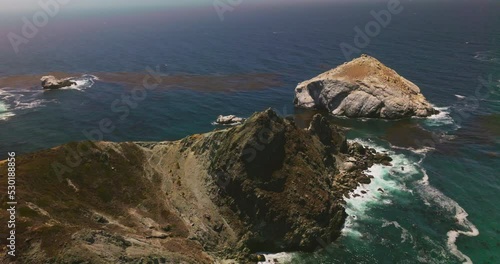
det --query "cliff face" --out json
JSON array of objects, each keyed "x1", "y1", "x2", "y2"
[
  {"x1": 294, "y1": 54, "x2": 438, "y2": 119},
  {"x1": 0, "y1": 109, "x2": 390, "y2": 263}
]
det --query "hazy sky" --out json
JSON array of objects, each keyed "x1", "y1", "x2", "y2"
[
  {"x1": 2, "y1": 0, "x2": 200, "y2": 12},
  {"x1": 0, "y1": 0, "x2": 335, "y2": 13}
]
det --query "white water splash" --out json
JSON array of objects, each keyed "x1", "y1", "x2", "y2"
[
  {"x1": 425, "y1": 106, "x2": 457, "y2": 127},
  {"x1": 14, "y1": 98, "x2": 57, "y2": 110},
  {"x1": 342, "y1": 140, "x2": 417, "y2": 238},
  {"x1": 0, "y1": 100, "x2": 14, "y2": 121},
  {"x1": 257, "y1": 252, "x2": 294, "y2": 264},
  {"x1": 419, "y1": 169, "x2": 479, "y2": 264},
  {"x1": 344, "y1": 139, "x2": 478, "y2": 263},
  {"x1": 382, "y1": 220, "x2": 414, "y2": 244},
  {"x1": 56, "y1": 74, "x2": 98, "y2": 91},
  {"x1": 390, "y1": 144, "x2": 436, "y2": 155},
  {"x1": 0, "y1": 87, "x2": 58, "y2": 119},
  {"x1": 210, "y1": 121, "x2": 244, "y2": 126}
]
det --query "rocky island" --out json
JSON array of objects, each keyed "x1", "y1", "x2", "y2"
[
  {"x1": 41, "y1": 75, "x2": 76, "y2": 89},
  {"x1": 0, "y1": 109, "x2": 391, "y2": 263},
  {"x1": 215, "y1": 115, "x2": 246, "y2": 126},
  {"x1": 294, "y1": 54, "x2": 438, "y2": 119}
]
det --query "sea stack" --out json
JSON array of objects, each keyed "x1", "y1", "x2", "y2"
[
  {"x1": 41, "y1": 75, "x2": 76, "y2": 89},
  {"x1": 294, "y1": 54, "x2": 438, "y2": 119}
]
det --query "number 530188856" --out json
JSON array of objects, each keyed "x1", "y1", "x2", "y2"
[{"x1": 7, "y1": 152, "x2": 15, "y2": 176}]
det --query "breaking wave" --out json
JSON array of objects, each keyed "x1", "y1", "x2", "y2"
[
  {"x1": 343, "y1": 139, "x2": 478, "y2": 263},
  {"x1": 425, "y1": 106, "x2": 457, "y2": 128},
  {"x1": 14, "y1": 99, "x2": 57, "y2": 111},
  {"x1": 0, "y1": 100, "x2": 14, "y2": 121},
  {"x1": 381, "y1": 220, "x2": 414, "y2": 244},
  {"x1": 342, "y1": 140, "x2": 416, "y2": 237},
  {"x1": 55, "y1": 74, "x2": 98, "y2": 91},
  {"x1": 0, "y1": 88, "x2": 58, "y2": 120},
  {"x1": 418, "y1": 168, "x2": 479, "y2": 264},
  {"x1": 257, "y1": 252, "x2": 294, "y2": 264}
]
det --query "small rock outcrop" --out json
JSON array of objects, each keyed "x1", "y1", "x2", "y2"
[
  {"x1": 215, "y1": 115, "x2": 245, "y2": 125},
  {"x1": 294, "y1": 54, "x2": 438, "y2": 119},
  {"x1": 41, "y1": 75, "x2": 76, "y2": 89}
]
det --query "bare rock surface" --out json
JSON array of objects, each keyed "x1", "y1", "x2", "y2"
[
  {"x1": 41, "y1": 75, "x2": 76, "y2": 89},
  {"x1": 215, "y1": 115, "x2": 245, "y2": 125},
  {"x1": 294, "y1": 54, "x2": 438, "y2": 119}
]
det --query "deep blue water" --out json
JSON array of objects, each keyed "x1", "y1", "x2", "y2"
[{"x1": 0, "y1": 1, "x2": 499, "y2": 263}]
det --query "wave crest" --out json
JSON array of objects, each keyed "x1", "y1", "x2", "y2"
[
  {"x1": 419, "y1": 169, "x2": 479, "y2": 264},
  {"x1": 0, "y1": 101, "x2": 14, "y2": 121},
  {"x1": 54, "y1": 74, "x2": 98, "y2": 91},
  {"x1": 344, "y1": 139, "x2": 478, "y2": 263}
]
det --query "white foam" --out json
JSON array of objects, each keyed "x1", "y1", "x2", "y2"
[
  {"x1": 342, "y1": 140, "x2": 418, "y2": 238},
  {"x1": 13, "y1": 99, "x2": 56, "y2": 110},
  {"x1": 349, "y1": 138, "x2": 385, "y2": 152},
  {"x1": 0, "y1": 87, "x2": 59, "y2": 117},
  {"x1": 56, "y1": 74, "x2": 98, "y2": 91},
  {"x1": 210, "y1": 121, "x2": 243, "y2": 126},
  {"x1": 420, "y1": 169, "x2": 430, "y2": 186},
  {"x1": 454, "y1": 94, "x2": 465, "y2": 99},
  {"x1": 346, "y1": 140, "x2": 478, "y2": 263},
  {"x1": 0, "y1": 112, "x2": 15, "y2": 121},
  {"x1": 382, "y1": 220, "x2": 414, "y2": 244},
  {"x1": 390, "y1": 144, "x2": 435, "y2": 156},
  {"x1": 87, "y1": 74, "x2": 100, "y2": 81},
  {"x1": 257, "y1": 252, "x2": 294, "y2": 264},
  {"x1": 425, "y1": 106, "x2": 456, "y2": 127},
  {"x1": 418, "y1": 169, "x2": 479, "y2": 264},
  {"x1": 0, "y1": 100, "x2": 8, "y2": 112},
  {"x1": 0, "y1": 89, "x2": 20, "y2": 100},
  {"x1": 0, "y1": 101, "x2": 14, "y2": 121},
  {"x1": 342, "y1": 216, "x2": 364, "y2": 238}
]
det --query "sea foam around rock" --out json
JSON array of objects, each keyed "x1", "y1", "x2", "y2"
[
  {"x1": 60, "y1": 74, "x2": 99, "y2": 91},
  {"x1": 343, "y1": 139, "x2": 478, "y2": 264}
]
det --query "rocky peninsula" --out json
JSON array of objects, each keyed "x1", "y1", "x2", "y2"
[
  {"x1": 0, "y1": 109, "x2": 391, "y2": 263},
  {"x1": 294, "y1": 54, "x2": 438, "y2": 119}
]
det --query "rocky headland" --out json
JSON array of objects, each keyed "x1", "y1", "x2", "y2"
[
  {"x1": 0, "y1": 109, "x2": 391, "y2": 263},
  {"x1": 294, "y1": 54, "x2": 438, "y2": 119}
]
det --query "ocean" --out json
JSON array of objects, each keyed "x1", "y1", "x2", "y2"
[{"x1": 0, "y1": 1, "x2": 499, "y2": 263}]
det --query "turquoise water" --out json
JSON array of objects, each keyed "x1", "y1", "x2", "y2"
[
  {"x1": 289, "y1": 112, "x2": 500, "y2": 263},
  {"x1": 0, "y1": 1, "x2": 499, "y2": 263}
]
